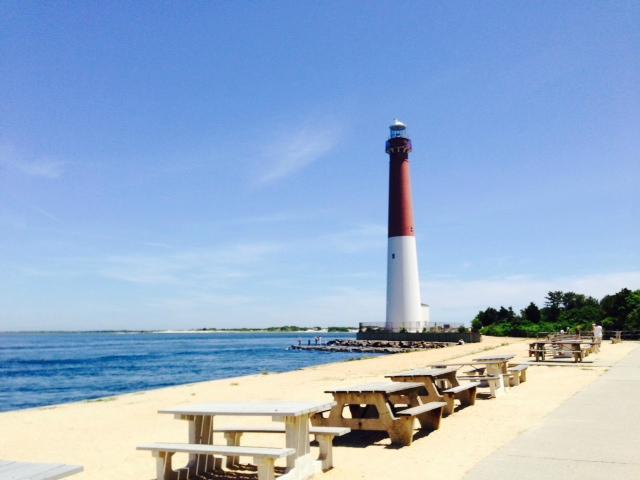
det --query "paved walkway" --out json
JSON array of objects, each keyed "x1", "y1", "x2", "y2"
[{"x1": 465, "y1": 343, "x2": 640, "y2": 480}]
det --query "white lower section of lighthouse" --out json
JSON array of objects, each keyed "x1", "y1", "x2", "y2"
[{"x1": 385, "y1": 236, "x2": 424, "y2": 332}]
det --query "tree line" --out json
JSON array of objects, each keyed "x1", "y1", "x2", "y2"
[{"x1": 471, "y1": 288, "x2": 640, "y2": 337}]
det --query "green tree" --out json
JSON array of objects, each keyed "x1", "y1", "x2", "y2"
[
  {"x1": 521, "y1": 302, "x2": 541, "y2": 323},
  {"x1": 543, "y1": 291, "x2": 564, "y2": 322},
  {"x1": 471, "y1": 317, "x2": 482, "y2": 332},
  {"x1": 600, "y1": 288, "x2": 635, "y2": 330},
  {"x1": 561, "y1": 292, "x2": 598, "y2": 310},
  {"x1": 627, "y1": 307, "x2": 640, "y2": 330},
  {"x1": 475, "y1": 307, "x2": 500, "y2": 327},
  {"x1": 558, "y1": 305, "x2": 602, "y2": 330},
  {"x1": 497, "y1": 306, "x2": 517, "y2": 323},
  {"x1": 545, "y1": 291, "x2": 564, "y2": 309}
]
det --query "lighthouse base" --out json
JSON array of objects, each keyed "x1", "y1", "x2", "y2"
[{"x1": 385, "y1": 236, "x2": 423, "y2": 332}]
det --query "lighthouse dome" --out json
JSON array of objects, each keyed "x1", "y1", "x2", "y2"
[{"x1": 389, "y1": 119, "x2": 408, "y2": 139}]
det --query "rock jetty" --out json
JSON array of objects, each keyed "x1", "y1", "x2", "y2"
[{"x1": 289, "y1": 339, "x2": 453, "y2": 354}]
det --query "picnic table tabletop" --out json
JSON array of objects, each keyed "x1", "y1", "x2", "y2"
[
  {"x1": 472, "y1": 354, "x2": 515, "y2": 361},
  {"x1": 431, "y1": 360, "x2": 508, "y2": 367},
  {"x1": 325, "y1": 381, "x2": 424, "y2": 394},
  {"x1": 0, "y1": 461, "x2": 82, "y2": 480},
  {"x1": 552, "y1": 339, "x2": 593, "y2": 343},
  {"x1": 159, "y1": 401, "x2": 335, "y2": 417},
  {"x1": 386, "y1": 366, "x2": 459, "y2": 378}
]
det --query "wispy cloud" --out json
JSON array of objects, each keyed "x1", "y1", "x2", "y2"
[
  {"x1": 0, "y1": 142, "x2": 65, "y2": 179},
  {"x1": 98, "y1": 242, "x2": 282, "y2": 286},
  {"x1": 255, "y1": 286, "x2": 386, "y2": 326},
  {"x1": 321, "y1": 223, "x2": 386, "y2": 253},
  {"x1": 255, "y1": 121, "x2": 342, "y2": 185},
  {"x1": 233, "y1": 211, "x2": 312, "y2": 225}
]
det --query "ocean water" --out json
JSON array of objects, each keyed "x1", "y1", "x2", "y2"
[{"x1": 0, "y1": 331, "x2": 367, "y2": 412}]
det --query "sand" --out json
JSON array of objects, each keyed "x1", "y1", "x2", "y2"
[{"x1": 1, "y1": 336, "x2": 636, "y2": 480}]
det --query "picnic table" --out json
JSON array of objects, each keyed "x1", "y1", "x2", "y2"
[
  {"x1": 529, "y1": 340, "x2": 595, "y2": 362},
  {"x1": 0, "y1": 461, "x2": 82, "y2": 480},
  {"x1": 385, "y1": 367, "x2": 478, "y2": 415},
  {"x1": 158, "y1": 401, "x2": 333, "y2": 479},
  {"x1": 470, "y1": 355, "x2": 516, "y2": 394},
  {"x1": 431, "y1": 356, "x2": 515, "y2": 397},
  {"x1": 311, "y1": 382, "x2": 445, "y2": 446}
]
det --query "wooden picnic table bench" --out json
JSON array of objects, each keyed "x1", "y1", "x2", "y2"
[
  {"x1": 0, "y1": 461, "x2": 82, "y2": 480},
  {"x1": 507, "y1": 364, "x2": 529, "y2": 385},
  {"x1": 213, "y1": 425, "x2": 349, "y2": 471},
  {"x1": 149, "y1": 401, "x2": 334, "y2": 480},
  {"x1": 137, "y1": 443, "x2": 293, "y2": 480},
  {"x1": 386, "y1": 367, "x2": 478, "y2": 415},
  {"x1": 311, "y1": 382, "x2": 445, "y2": 446}
]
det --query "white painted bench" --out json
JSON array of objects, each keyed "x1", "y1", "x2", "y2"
[
  {"x1": 396, "y1": 401, "x2": 446, "y2": 431},
  {"x1": 508, "y1": 364, "x2": 528, "y2": 386},
  {"x1": 0, "y1": 461, "x2": 82, "y2": 480},
  {"x1": 214, "y1": 425, "x2": 349, "y2": 471},
  {"x1": 442, "y1": 381, "x2": 479, "y2": 407},
  {"x1": 137, "y1": 443, "x2": 294, "y2": 480}
]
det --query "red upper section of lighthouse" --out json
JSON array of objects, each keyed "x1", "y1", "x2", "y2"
[{"x1": 386, "y1": 136, "x2": 416, "y2": 238}]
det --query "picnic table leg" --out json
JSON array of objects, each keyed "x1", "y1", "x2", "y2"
[
  {"x1": 311, "y1": 399, "x2": 342, "y2": 427},
  {"x1": 485, "y1": 364, "x2": 506, "y2": 396},
  {"x1": 284, "y1": 414, "x2": 310, "y2": 472},
  {"x1": 153, "y1": 452, "x2": 177, "y2": 480},
  {"x1": 186, "y1": 415, "x2": 215, "y2": 474},
  {"x1": 458, "y1": 385, "x2": 477, "y2": 406},
  {"x1": 255, "y1": 457, "x2": 276, "y2": 480},
  {"x1": 388, "y1": 417, "x2": 414, "y2": 446},
  {"x1": 407, "y1": 392, "x2": 442, "y2": 431},
  {"x1": 417, "y1": 407, "x2": 443, "y2": 431},
  {"x1": 378, "y1": 395, "x2": 413, "y2": 446},
  {"x1": 443, "y1": 372, "x2": 461, "y2": 413},
  {"x1": 572, "y1": 344, "x2": 582, "y2": 362},
  {"x1": 224, "y1": 432, "x2": 242, "y2": 468},
  {"x1": 315, "y1": 433, "x2": 334, "y2": 471},
  {"x1": 428, "y1": 377, "x2": 454, "y2": 416}
]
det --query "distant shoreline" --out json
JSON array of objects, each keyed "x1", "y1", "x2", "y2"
[{"x1": 0, "y1": 328, "x2": 358, "y2": 335}]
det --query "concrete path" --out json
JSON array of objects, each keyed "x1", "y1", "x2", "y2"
[{"x1": 464, "y1": 343, "x2": 640, "y2": 480}]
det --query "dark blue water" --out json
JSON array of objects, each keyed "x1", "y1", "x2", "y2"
[{"x1": 0, "y1": 332, "x2": 367, "y2": 412}]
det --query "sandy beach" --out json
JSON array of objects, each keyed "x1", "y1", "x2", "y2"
[{"x1": 1, "y1": 336, "x2": 636, "y2": 480}]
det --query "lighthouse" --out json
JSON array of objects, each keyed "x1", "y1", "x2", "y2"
[{"x1": 385, "y1": 119, "x2": 424, "y2": 332}]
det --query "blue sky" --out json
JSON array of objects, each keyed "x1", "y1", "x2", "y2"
[{"x1": 1, "y1": 1, "x2": 638, "y2": 330}]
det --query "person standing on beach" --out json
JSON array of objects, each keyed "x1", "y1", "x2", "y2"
[{"x1": 594, "y1": 323, "x2": 603, "y2": 344}]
